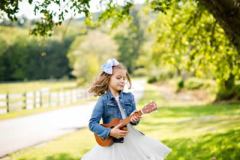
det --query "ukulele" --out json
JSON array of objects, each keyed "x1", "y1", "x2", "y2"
[{"x1": 94, "y1": 101, "x2": 158, "y2": 147}]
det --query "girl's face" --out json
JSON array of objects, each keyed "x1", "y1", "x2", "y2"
[{"x1": 109, "y1": 68, "x2": 127, "y2": 94}]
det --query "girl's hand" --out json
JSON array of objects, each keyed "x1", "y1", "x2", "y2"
[
  {"x1": 130, "y1": 111, "x2": 142, "y2": 123},
  {"x1": 110, "y1": 126, "x2": 128, "y2": 139}
]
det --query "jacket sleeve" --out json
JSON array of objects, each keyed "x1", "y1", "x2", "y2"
[
  {"x1": 129, "y1": 93, "x2": 140, "y2": 126},
  {"x1": 88, "y1": 96, "x2": 111, "y2": 139}
]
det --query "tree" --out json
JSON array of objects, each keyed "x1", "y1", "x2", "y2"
[
  {"x1": 1, "y1": 0, "x2": 240, "y2": 52},
  {"x1": 147, "y1": 0, "x2": 240, "y2": 100},
  {"x1": 0, "y1": 26, "x2": 75, "y2": 81},
  {"x1": 67, "y1": 30, "x2": 119, "y2": 84},
  {"x1": 1, "y1": 0, "x2": 240, "y2": 99},
  {"x1": 199, "y1": 0, "x2": 240, "y2": 52},
  {"x1": 114, "y1": 7, "x2": 144, "y2": 74}
]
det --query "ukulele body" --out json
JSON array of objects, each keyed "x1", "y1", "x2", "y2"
[{"x1": 94, "y1": 118, "x2": 127, "y2": 147}]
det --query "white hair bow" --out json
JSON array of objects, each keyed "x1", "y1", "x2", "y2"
[{"x1": 102, "y1": 58, "x2": 119, "y2": 74}]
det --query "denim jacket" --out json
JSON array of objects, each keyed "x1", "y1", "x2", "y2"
[{"x1": 88, "y1": 91, "x2": 139, "y2": 139}]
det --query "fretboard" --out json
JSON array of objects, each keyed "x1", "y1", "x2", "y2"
[{"x1": 118, "y1": 110, "x2": 142, "y2": 128}]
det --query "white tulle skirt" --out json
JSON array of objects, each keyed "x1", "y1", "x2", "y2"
[{"x1": 81, "y1": 125, "x2": 171, "y2": 160}]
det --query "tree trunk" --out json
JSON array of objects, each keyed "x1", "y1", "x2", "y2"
[
  {"x1": 216, "y1": 74, "x2": 236, "y2": 101},
  {"x1": 200, "y1": 0, "x2": 240, "y2": 52}
]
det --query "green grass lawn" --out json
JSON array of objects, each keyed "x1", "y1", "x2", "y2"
[{"x1": 4, "y1": 83, "x2": 240, "y2": 160}]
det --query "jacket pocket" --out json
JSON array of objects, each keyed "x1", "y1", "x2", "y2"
[{"x1": 106, "y1": 103, "x2": 118, "y2": 116}]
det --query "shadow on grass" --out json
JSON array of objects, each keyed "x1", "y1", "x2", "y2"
[{"x1": 165, "y1": 129, "x2": 240, "y2": 160}]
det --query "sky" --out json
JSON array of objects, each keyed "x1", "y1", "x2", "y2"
[{"x1": 17, "y1": 0, "x2": 145, "y2": 20}]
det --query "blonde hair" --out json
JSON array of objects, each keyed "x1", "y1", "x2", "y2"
[{"x1": 89, "y1": 64, "x2": 132, "y2": 96}]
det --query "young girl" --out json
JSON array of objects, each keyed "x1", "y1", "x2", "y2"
[{"x1": 81, "y1": 58, "x2": 171, "y2": 160}]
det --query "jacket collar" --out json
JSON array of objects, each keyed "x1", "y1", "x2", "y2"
[
  {"x1": 106, "y1": 90, "x2": 124, "y2": 100},
  {"x1": 106, "y1": 90, "x2": 127, "y2": 112}
]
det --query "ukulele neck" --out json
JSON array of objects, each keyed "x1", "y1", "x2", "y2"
[{"x1": 119, "y1": 110, "x2": 143, "y2": 128}]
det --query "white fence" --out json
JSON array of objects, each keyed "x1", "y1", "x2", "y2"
[{"x1": 0, "y1": 88, "x2": 90, "y2": 114}]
